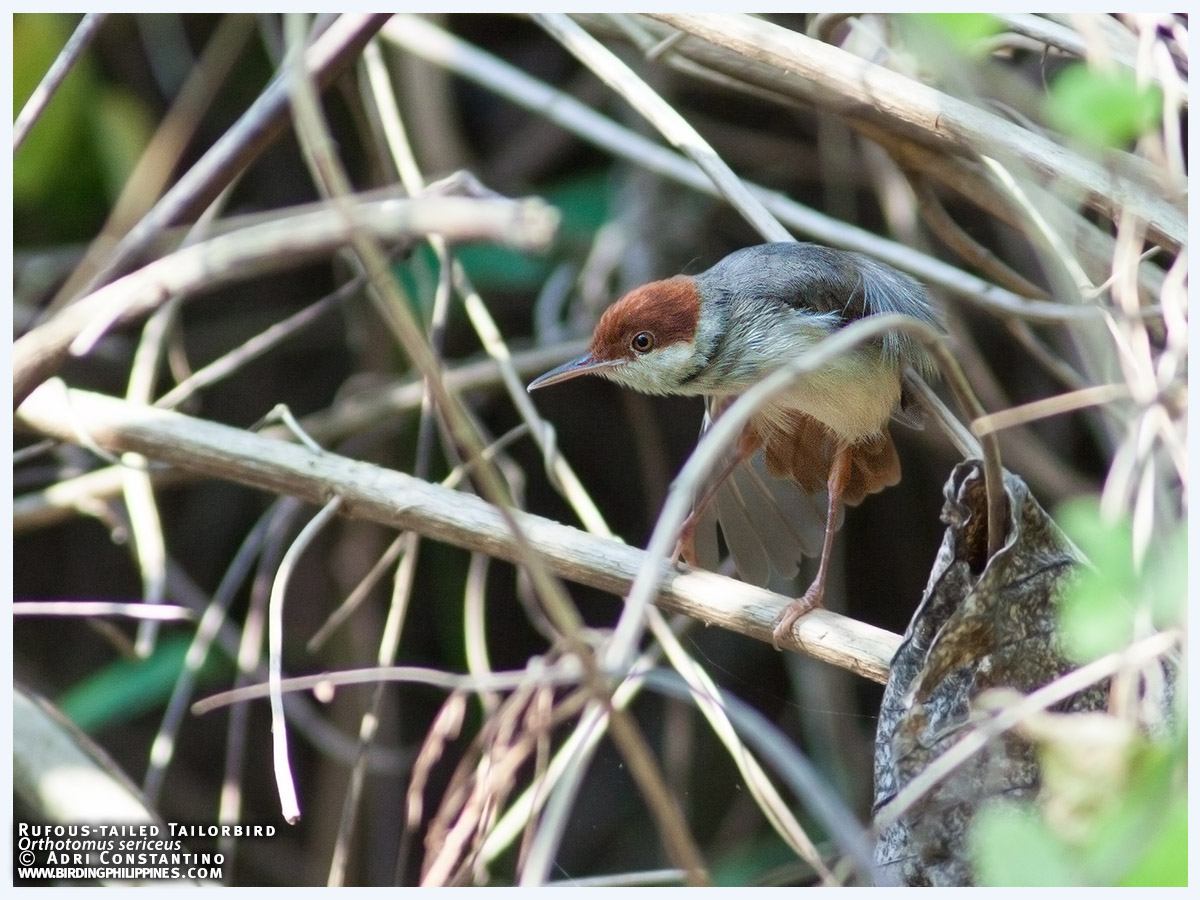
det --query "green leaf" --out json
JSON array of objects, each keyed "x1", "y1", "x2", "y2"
[
  {"x1": 918, "y1": 14, "x2": 1003, "y2": 53},
  {"x1": 1059, "y1": 578, "x2": 1134, "y2": 661},
  {"x1": 1055, "y1": 498, "x2": 1139, "y2": 661},
  {"x1": 1119, "y1": 794, "x2": 1188, "y2": 886},
  {"x1": 1078, "y1": 739, "x2": 1187, "y2": 885},
  {"x1": 1140, "y1": 523, "x2": 1187, "y2": 629},
  {"x1": 971, "y1": 800, "x2": 1079, "y2": 886},
  {"x1": 1047, "y1": 64, "x2": 1163, "y2": 148},
  {"x1": 58, "y1": 633, "x2": 231, "y2": 733}
]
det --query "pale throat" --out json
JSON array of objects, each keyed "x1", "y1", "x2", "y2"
[
  {"x1": 604, "y1": 342, "x2": 701, "y2": 396},
  {"x1": 606, "y1": 335, "x2": 901, "y2": 444}
]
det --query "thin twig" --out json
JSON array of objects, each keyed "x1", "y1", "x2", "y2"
[
  {"x1": 121, "y1": 443, "x2": 169, "y2": 658},
  {"x1": 546, "y1": 869, "x2": 687, "y2": 887},
  {"x1": 534, "y1": 12, "x2": 791, "y2": 244},
  {"x1": 284, "y1": 23, "x2": 442, "y2": 878},
  {"x1": 603, "y1": 313, "x2": 1001, "y2": 675},
  {"x1": 14, "y1": 687, "x2": 187, "y2": 889},
  {"x1": 362, "y1": 34, "x2": 613, "y2": 538},
  {"x1": 143, "y1": 510, "x2": 273, "y2": 805},
  {"x1": 972, "y1": 383, "x2": 1132, "y2": 437},
  {"x1": 517, "y1": 701, "x2": 607, "y2": 884},
  {"x1": 637, "y1": 668, "x2": 878, "y2": 883},
  {"x1": 282, "y1": 26, "x2": 587, "y2": 665},
  {"x1": 219, "y1": 497, "x2": 302, "y2": 862},
  {"x1": 47, "y1": 14, "x2": 257, "y2": 311},
  {"x1": 13, "y1": 601, "x2": 194, "y2": 620},
  {"x1": 13, "y1": 341, "x2": 586, "y2": 535},
  {"x1": 910, "y1": 176, "x2": 1049, "y2": 299},
  {"x1": 979, "y1": 155, "x2": 1094, "y2": 299},
  {"x1": 859, "y1": 117, "x2": 1165, "y2": 300},
  {"x1": 286, "y1": 28, "x2": 709, "y2": 884},
  {"x1": 648, "y1": 610, "x2": 834, "y2": 878},
  {"x1": 125, "y1": 252, "x2": 195, "y2": 659},
  {"x1": 648, "y1": 13, "x2": 1186, "y2": 252},
  {"x1": 307, "y1": 533, "x2": 406, "y2": 653},
  {"x1": 997, "y1": 13, "x2": 1186, "y2": 101},
  {"x1": 418, "y1": 13, "x2": 1003, "y2": 675},
  {"x1": 873, "y1": 629, "x2": 1180, "y2": 831},
  {"x1": 269, "y1": 495, "x2": 345, "y2": 823},
  {"x1": 155, "y1": 279, "x2": 352, "y2": 410},
  {"x1": 462, "y1": 552, "x2": 500, "y2": 718},
  {"x1": 1003, "y1": 319, "x2": 1091, "y2": 393},
  {"x1": 69, "y1": 13, "x2": 391, "y2": 299},
  {"x1": 193, "y1": 661, "x2": 585, "y2": 716}
]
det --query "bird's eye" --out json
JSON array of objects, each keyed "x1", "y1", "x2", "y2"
[{"x1": 630, "y1": 332, "x2": 655, "y2": 353}]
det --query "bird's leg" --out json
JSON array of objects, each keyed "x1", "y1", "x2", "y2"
[
  {"x1": 671, "y1": 439, "x2": 754, "y2": 567},
  {"x1": 772, "y1": 444, "x2": 851, "y2": 649}
]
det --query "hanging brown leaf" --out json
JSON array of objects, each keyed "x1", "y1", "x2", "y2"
[{"x1": 873, "y1": 461, "x2": 1106, "y2": 886}]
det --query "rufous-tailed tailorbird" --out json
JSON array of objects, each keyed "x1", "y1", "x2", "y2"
[{"x1": 528, "y1": 241, "x2": 941, "y2": 648}]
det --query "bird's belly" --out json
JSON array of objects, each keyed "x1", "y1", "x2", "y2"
[{"x1": 761, "y1": 349, "x2": 901, "y2": 444}]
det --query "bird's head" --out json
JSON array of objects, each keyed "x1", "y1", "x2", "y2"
[{"x1": 528, "y1": 276, "x2": 709, "y2": 396}]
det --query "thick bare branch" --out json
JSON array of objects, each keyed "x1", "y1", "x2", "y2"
[{"x1": 17, "y1": 383, "x2": 901, "y2": 684}]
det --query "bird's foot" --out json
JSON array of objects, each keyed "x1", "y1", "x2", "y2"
[
  {"x1": 771, "y1": 582, "x2": 825, "y2": 650},
  {"x1": 670, "y1": 515, "x2": 700, "y2": 569}
]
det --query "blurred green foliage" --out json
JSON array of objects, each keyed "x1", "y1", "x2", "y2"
[
  {"x1": 1047, "y1": 64, "x2": 1163, "y2": 149},
  {"x1": 451, "y1": 170, "x2": 612, "y2": 292},
  {"x1": 918, "y1": 13, "x2": 1003, "y2": 54},
  {"x1": 972, "y1": 801, "x2": 1078, "y2": 886},
  {"x1": 970, "y1": 497, "x2": 1185, "y2": 886},
  {"x1": 1058, "y1": 498, "x2": 1185, "y2": 662},
  {"x1": 14, "y1": 13, "x2": 154, "y2": 243},
  {"x1": 58, "y1": 633, "x2": 231, "y2": 733},
  {"x1": 971, "y1": 730, "x2": 1185, "y2": 886}
]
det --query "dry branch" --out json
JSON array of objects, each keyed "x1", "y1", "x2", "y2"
[
  {"x1": 70, "y1": 13, "x2": 391, "y2": 299},
  {"x1": 12, "y1": 340, "x2": 586, "y2": 534},
  {"x1": 13, "y1": 195, "x2": 558, "y2": 406},
  {"x1": 17, "y1": 382, "x2": 900, "y2": 684},
  {"x1": 647, "y1": 14, "x2": 1185, "y2": 252},
  {"x1": 384, "y1": 15, "x2": 1108, "y2": 324}
]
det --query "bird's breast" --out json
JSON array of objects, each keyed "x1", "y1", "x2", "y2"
[{"x1": 756, "y1": 345, "x2": 902, "y2": 445}]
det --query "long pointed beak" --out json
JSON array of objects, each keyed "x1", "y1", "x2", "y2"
[{"x1": 527, "y1": 353, "x2": 617, "y2": 390}]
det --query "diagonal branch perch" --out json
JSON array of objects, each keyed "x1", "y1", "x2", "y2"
[{"x1": 16, "y1": 382, "x2": 901, "y2": 684}]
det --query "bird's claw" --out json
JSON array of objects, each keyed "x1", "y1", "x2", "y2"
[
  {"x1": 770, "y1": 584, "x2": 825, "y2": 651},
  {"x1": 670, "y1": 517, "x2": 700, "y2": 569}
]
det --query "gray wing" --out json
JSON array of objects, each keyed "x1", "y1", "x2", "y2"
[
  {"x1": 701, "y1": 242, "x2": 943, "y2": 378},
  {"x1": 689, "y1": 406, "x2": 829, "y2": 588}
]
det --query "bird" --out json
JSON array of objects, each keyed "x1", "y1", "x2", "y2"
[{"x1": 528, "y1": 241, "x2": 941, "y2": 648}]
